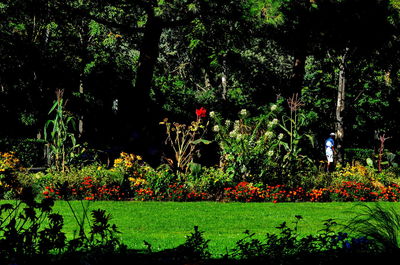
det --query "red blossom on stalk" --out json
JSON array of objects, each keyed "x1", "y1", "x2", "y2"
[{"x1": 196, "y1": 107, "x2": 207, "y2": 118}]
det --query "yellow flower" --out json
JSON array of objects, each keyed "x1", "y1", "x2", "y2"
[
  {"x1": 113, "y1": 158, "x2": 123, "y2": 166},
  {"x1": 128, "y1": 177, "x2": 147, "y2": 186},
  {"x1": 0, "y1": 152, "x2": 21, "y2": 171}
]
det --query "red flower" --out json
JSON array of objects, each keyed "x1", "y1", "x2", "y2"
[{"x1": 196, "y1": 107, "x2": 207, "y2": 118}]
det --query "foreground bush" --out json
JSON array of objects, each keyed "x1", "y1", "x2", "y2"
[{"x1": 0, "y1": 171, "x2": 126, "y2": 265}]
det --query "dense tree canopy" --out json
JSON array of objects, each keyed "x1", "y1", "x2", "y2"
[{"x1": 1, "y1": 0, "x2": 400, "y2": 164}]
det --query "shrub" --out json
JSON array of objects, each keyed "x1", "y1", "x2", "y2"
[
  {"x1": 112, "y1": 152, "x2": 146, "y2": 177},
  {"x1": 13, "y1": 164, "x2": 125, "y2": 201},
  {"x1": 210, "y1": 106, "x2": 283, "y2": 184},
  {"x1": 344, "y1": 148, "x2": 375, "y2": 164},
  {"x1": 185, "y1": 165, "x2": 233, "y2": 199},
  {"x1": 0, "y1": 152, "x2": 24, "y2": 198},
  {"x1": 143, "y1": 164, "x2": 177, "y2": 196},
  {"x1": 0, "y1": 138, "x2": 46, "y2": 167},
  {"x1": 231, "y1": 216, "x2": 375, "y2": 264},
  {"x1": 332, "y1": 163, "x2": 374, "y2": 184},
  {"x1": 210, "y1": 97, "x2": 317, "y2": 187}
]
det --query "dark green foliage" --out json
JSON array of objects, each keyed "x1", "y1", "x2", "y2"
[
  {"x1": 0, "y1": 170, "x2": 126, "y2": 265},
  {"x1": 344, "y1": 148, "x2": 375, "y2": 164},
  {"x1": 231, "y1": 216, "x2": 379, "y2": 265},
  {"x1": 0, "y1": 137, "x2": 47, "y2": 167},
  {"x1": 15, "y1": 139, "x2": 47, "y2": 167},
  {"x1": 176, "y1": 226, "x2": 212, "y2": 260},
  {"x1": 346, "y1": 203, "x2": 400, "y2": 253}
]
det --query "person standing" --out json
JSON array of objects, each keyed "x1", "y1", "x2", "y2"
[{"x1": 325, "y1": 133, "x2": 335, "y2": 172}]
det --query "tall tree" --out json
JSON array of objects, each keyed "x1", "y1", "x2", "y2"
[
  {"x1": 312, "y1": 0, "x2": 395, "y2": 162},
  {"x1": 271, "y1": 0, "x2": 320, "y2": 97}
]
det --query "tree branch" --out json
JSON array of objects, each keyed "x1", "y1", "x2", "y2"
[{"x1": 52, "y1": 2, "x2": 144, "y2": 35}]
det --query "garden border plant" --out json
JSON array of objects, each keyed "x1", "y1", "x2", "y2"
[{"x1": 44, "y1": 89, "x2": 81, "y2": 172}]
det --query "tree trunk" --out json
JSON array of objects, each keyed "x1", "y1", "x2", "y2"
[
  {"x1": 77, "y1": 20, "x2": 89, "y2": 141},
  {"x1": 134, "y1": 15, "x2": 163, "y2": 105},
  {"x1": 78, "y1": 74, "x2": 84, "y2": 139},
  {"x1": 335, "y1": 48, "x2": 349, "y2": 164},
  {"x1": 221, "y1": 56, "x2": 227, "y2": 100},
  {"x1": 119, "y1": 13, "x2": 163, "y2": 149},
  {"x1": 290, "y1": 51, "x2": 306, "y2": 97}
]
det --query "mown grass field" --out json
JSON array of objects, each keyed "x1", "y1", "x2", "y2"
[
  {"x1": 5, "y1": 200, "x2": 400, "y2": 256},
  {"x1": 48, "y1": 201, "x2": 400, "y2": 256}
]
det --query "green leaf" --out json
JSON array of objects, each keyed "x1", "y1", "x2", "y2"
[
  {"x1": 48, "y1": 101, "x2": 59, "y2": 114},
  {"x1": 89, "y1": 19, "x2": 104, "y2": 36},
  {"x1": 192, "y1": 139, "x2": 212, "y2": 145},
  {"x1": 366, "y1": 158, "x2": 374, "y2": 168},
  {"x1": 304, "y1": 134, "x2": 315, "y2": 148}
]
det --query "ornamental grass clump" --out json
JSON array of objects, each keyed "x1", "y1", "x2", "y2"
[{"x1": 346, "y1": 204, "x2": 400, "y2": 254}]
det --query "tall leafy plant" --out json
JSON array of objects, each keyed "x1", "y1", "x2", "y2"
[
  {"x1": 160, "y1": 107, "x2": 210, "y2": 174},
  {"x1": 44, "y1": 89, "x2": 79, "y2": 171},
  {"x1": 210, "y1": 105, "x2": 283, "y2": 184},
  {"x1": 278, "y1": 94, "x2": 316, "y2": 186}
]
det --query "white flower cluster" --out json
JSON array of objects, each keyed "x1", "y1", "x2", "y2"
[
  {"x1": 264, "y1": 131, "x2": 274, "y2": 139},
  {"x1": 229, "y1": 130, "x2": 237, "y2": 138},
  {"x1": 239, "y1": 109, "x2": 248, "y2": 117},
  {"x1": 268, "y1": 118, "x2": 279, "y2": 128},
  {"x1": 233, "y1": 120, "x2": 240, "y2": 131}
]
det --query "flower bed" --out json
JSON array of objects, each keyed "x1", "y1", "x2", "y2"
[
  {"x1": 39, "y1": 178, "x2": 400, "y2": 203},
  {"x1": 3, "y1": 151, "x2": 400, "y2": 203}
]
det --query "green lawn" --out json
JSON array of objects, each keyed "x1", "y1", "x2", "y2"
[{"x1": 38, "y1": 201, "x2": 398, "y2": 256}]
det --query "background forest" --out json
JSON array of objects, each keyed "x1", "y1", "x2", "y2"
[{"x1": 1, "y1": 0, "x2": 400, "y2": 198}]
